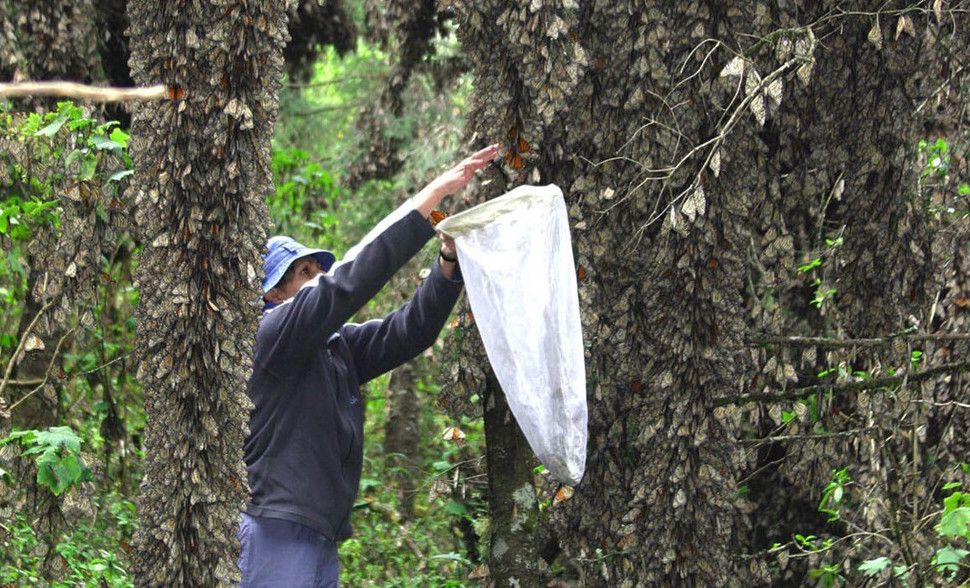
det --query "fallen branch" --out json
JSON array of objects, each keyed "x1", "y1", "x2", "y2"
[{"x1": 0, "y1": 81, "x2": 169, "y2": 102}]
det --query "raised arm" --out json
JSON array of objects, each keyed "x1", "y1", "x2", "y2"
[{"x1": 412, "y1": 144, "x2": 499, "y2": 218}]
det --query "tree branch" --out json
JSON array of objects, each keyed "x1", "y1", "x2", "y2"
[
  {"x1": 0, "y1": 81, "x2": 169, "y2": 102},
  {"x1": 747, "y1": 333, "x2": 970, "y2": 348},
  {"x1": 7, "y1": 327, "x2": 77, "y2": 414},
  {"x1": 713, "y1": 360, "x2": 970, "y2": 407},
  {"x1": 0, "y1": 299, "x2": 54, "y2": 401}
]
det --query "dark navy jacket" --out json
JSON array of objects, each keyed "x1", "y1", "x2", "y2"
[{"x1": 244, "y1": 210, "x2": 463, "y2": 540}]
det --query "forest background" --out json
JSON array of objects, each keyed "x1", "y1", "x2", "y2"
[{"x1": 1, "y1": 1, "x2": 970, "y2": 587}]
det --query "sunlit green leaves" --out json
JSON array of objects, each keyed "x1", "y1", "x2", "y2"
[
  {"x1": 857, "y1": 556, "x2": 891, "y2": 577},
  {"x1": 1, "y1": 426, "x2": 92, "y2": 496}
]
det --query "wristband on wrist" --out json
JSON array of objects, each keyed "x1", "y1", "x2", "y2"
[{"x1": 439, "y1": 249, "x2": 458, "y2": 263}]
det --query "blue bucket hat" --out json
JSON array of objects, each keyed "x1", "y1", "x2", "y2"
[{"x1": 261, "y1": 236, "x2": 336, "y2": 293}]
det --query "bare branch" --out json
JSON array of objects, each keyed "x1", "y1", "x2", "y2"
[
  {"x1": 0, "y1": 299, "x2": 54, "y2": 400},
  {"x1": 0, "y1": 81, "x2": 169, "y2": 102},
  {"x1": 747, "y1": 332, "x2": 970, "y2": 348},
  {"x1": 7, "y1": 327, "x2": 77, "y2": 413},
  {"x1": 713, "y1": 361, "x2": 970, "y2": 407},
  {"x1": 738, "y1": 428, "x2": 877, "y2": 444}
]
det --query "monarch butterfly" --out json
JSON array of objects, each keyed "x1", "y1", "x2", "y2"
[
  {"x1": 553, "y1": 485, "x2": 574, "y2": 506},
  {"x1": 23, "y1": 333, "x2": 45, "y2": 352},
  {"x1": 168, "y1": 85, "x2": 185, "y2": 100},
  {"x1": 450, "y1": 312, "x2": 474, "y2": 328},
  {"x1": 441, "y1": 426, "x2": 465, "y2": 442},
  {"x1": 429, "y1": 210, "x2": 446, "y2": 226},
  {"x1": 469, "y1": 563, "x2": 489, "y2": 580},
  {"x1": 577, "y1": 264, "x2": 588, "y2": 281},
  {"x1": 955, "y1": 297, "x2": 968, "y2": 308},
  {"x1": 518, "y1": 136, "x2": 530, "y2": 153}
]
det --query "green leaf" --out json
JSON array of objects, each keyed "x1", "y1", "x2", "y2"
[
  {"x1": 1, "y1": 429, "x2": 36, "y2": 446},
  {"x1": 943, "y1": 491, "x2": 966, "y2": 513},
  {"x1": 943, "y1": 481, "x2": 963, "y2": 490},
  {"x1": 937, "y1": 507, "x2": 970, "y2": 537},
  {"x1": 107, "y1": 169, "x2": 134, "y2": 182},
  {"x1": 109, "y1": 127, "x2": 129, "y2": 148},
  {"x1": 933, "y1": 546, "x2": 968, "y2": 574},
  {"x1": 35, "y1": 451, "x2": 68, "y2": 494},
  {"x1": 445, "y1": 501, "x2": 468, "y2": 516},
  {"x1": 78, "y1": 155, "x2": 98, "y2": 181},
  {"x1": 429, "y1": 552, "x2": 471, "y2": 565},
  {"x1": 34, "y1": 426, "x2": 83, "y2": 453},
  {"x1": 34, "y1": 108, "x2": 70, "y2": 137},
  {"x1": 359, "y1": 478, "x2": 381, "y2": 492},
  {"x1": 89, "y1": 135, "x2": 122, "y2": 152},
  {"x1": 857, "y1": 556, "x2": 891, "y2": 577}
]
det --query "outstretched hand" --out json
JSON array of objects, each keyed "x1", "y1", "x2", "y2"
[{"x1": 414, "y1": 144, "x2": 499, "y2": 218}]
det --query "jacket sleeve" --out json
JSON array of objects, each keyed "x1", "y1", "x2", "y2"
[
  {"x1": 341, "y1": 258, "x2": 464, "y2": 385},
  {"x1": 256, "y1": 210, "x2": 436, "y2": 370}
]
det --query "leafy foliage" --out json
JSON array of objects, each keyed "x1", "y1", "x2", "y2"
[{"x1": 1, "y1": 426, "x2": 92, "y2": 495}]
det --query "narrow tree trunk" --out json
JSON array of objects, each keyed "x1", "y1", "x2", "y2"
[
  {"x1": 483, "y1": 372, "x2": 543, "y2": 587},
  {"x1": 384, "y1": 363, "x2": 421, "y2": 519}
]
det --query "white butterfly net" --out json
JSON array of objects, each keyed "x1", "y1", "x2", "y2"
[{"x1": 437, "y1": 184, "x2": 587, "y2": 485}]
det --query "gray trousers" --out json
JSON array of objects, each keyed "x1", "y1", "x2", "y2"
[{"x1": 238, "y1": 513, "x2": 339, "y2": 587}]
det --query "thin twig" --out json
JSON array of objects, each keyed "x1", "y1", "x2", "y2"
[
  {"x1": 0, "y1": 81, "x2": 169, "y2": 102},
  {"x1": 285, "y1": 74, "x2": 378, "y2": 89},
  {"x1": 738, "y1": 428, "x2": 876, "y2": 444},
  {"x1": 3, "y1": 379, "x2": 44, "y2": 388},
  {"x1": 290, "y1": 104, "x2": 359, "y2": 117},
  {"x1": 0, "y1": 299, "x2": 54, "y2": 401},
  {"x1": 747, "y1": 332, "x2": 970, "y2": 348},
  {"x1": 7, "y1": 327, "x2": 77, "y2": 413}
]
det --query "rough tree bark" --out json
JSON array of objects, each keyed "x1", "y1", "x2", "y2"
[
  {"x1": 482, "y1": 373, "x2": 542, "y2": 586},
  {"x1": 445, "y1": 1, "x2": 968, "y2": 586},
  {"x1": 126, "y1": 0, "x2": 285, "y2": 584},
  {"x1": 383, "y1": 362, "x2": 422, "y2": 519}
]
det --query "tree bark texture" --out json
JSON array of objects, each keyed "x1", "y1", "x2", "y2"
[
  {"x1": 446, "y1": 1, "x2": 967, "y2": 586},
  {"x1": 383, "y1": 363, "x2": 422, "y2": 519},
  {"x1": 483, "y1": 372, "x2": 543, "y2": 587},
  {"x1": 126, "y1": 0, "x2": 284, "y2": 584},
  {"x1": 0, "y1": 0, "x2": 99, "y2": 87}
]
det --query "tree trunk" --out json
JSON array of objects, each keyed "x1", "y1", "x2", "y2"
[
  {"x1": 126, "y1": 0, "x2": 284, "y2": 584},
  {"x1": 447, "y1": 0, "x2": 964, "y2": 585},
  {"x1": 483, "y1": 372, "x2": 543, "y2": 587},
  {"x1": 383, "y1": 363, "x2": 422, "y2": 519}
]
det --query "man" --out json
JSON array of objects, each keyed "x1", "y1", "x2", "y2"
[{"x1": 239, "y1": 145, "x2": 498, "y2": 587}]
